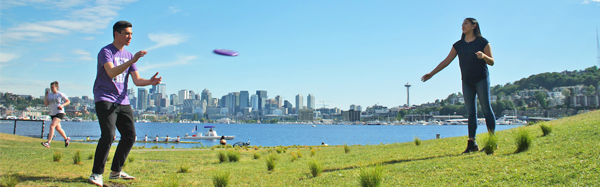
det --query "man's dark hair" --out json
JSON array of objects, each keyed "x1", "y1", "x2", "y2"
[{"x1": 113, "y1": 20, "x2": 132, "y2": 39}]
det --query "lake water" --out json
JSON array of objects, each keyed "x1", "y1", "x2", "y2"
[{"x1": 1, "y1": 120, "x2": 521, "y2": 148}]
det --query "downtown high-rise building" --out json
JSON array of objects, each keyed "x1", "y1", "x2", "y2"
[
  {"x1": 251, "y1": 94, "x2": 259, "y2": 111},
  {"x1": 239, "y1": 91, "x2": 249, "y2": 110},
  {"x1": 156, "y1": 84, "x2": 166, "y2": 96},
  {"x1": 256, "y1": 90, "x2": 267, "y2": 111},
  {"x1": 178, "y1": 89, "x2": 189, "y2": 105},
  {"x1": 137, "y1": 88, "x2": 148, "y2": 111},
  {"x1": 275, "y1": 95, "x2": 283, "y2": 108},
  {"x1": 307, "y1": 94, "x2": 315, "y2": 109},
  {"x1": 226, "y1": 92, "x2": 240, "y2": 115},
  {"x1": 170, "y1": 94, "x2": 178, "y2": 105},
  {"x1": 295, "y1": 94, "x2": 303, "y2": 114},
  {"x1": 283, "y1": 100, "x2": 293, "y2": 114},
  {"x1": 201, "y1": 88, "x2": 212, "y2": 106}
]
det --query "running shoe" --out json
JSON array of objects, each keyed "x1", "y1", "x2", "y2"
[
  {"x1": 109, "y1": 171, "x2": 136, "y2": 180},
  {"x1": 65, "y1": 137, "x2": 70, "y2": 147},
  {"x1": 462, "y1": 140, "x2": 479, "y2": 154},
  {"x1": 41, "y1": 142, "x2": 50, "y2": 148},
  {"x1": 88, "y1": 173, "x2": 103, "y2": 186}
]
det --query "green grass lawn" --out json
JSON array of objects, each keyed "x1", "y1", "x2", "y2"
[{"x1": 1, "y1": 110, "x2": 599, "y2": 186}]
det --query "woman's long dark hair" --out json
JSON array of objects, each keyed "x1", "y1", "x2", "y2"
[{"x1": 461, "y1": 18, "x2": 482, "y2": 40}]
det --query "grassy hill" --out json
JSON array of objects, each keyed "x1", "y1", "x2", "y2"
[{"x1": 1, "y1": 110, "x2": 599, "y2": 186}]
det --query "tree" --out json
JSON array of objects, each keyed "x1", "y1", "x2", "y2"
[
  {"x1": 585, "y1": 85, "x2": 596, "y2": 96},
  {"x1": 193, "y1": 113, "x2": 198, "y2": 121},
  {"x1": 561, "y1": 89, "x2": 571, "y2": 97},
  {"x1": 534, "y1": 92, "x2": 548, "y2": 109}
]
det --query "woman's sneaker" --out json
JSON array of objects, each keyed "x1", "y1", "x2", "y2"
[
  {"x1": 109, "y1": 171, "x2": 136, "y2": 180},
  {"x1": 88, "y1": 173, "x2": 103, "y2": 186},
  {"x1": 41, "y1": 142, "x2": 50, "y2": 148},
  {"x1": 65, "y1": 137, "x2": 70, "y2": 147},
  {"x1": 462, "y1": 140, "x2": 479, "y2": 154}
]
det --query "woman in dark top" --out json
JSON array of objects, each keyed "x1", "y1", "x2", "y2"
[{"x1": 421, "y1": 18, "x2": 496, "y2": 153}]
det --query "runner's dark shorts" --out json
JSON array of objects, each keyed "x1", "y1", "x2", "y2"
[{"x1": 51, "y1": 113, "x2": 65, "y2": 120}]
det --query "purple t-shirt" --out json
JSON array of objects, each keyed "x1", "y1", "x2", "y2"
[{"x1": 93, "y1": 44, "x2": 137, "y2": 105}]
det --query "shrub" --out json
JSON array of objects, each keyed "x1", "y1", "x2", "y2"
[
  {"x1": 178, "y1": 165, "x2": 190, "y2": 173},
  {"x1": 227, "y1": 151, "x2": 241, "y2": 162},
  {"x1": 254, "y1": 146, "x2": 259, "y2": 150},
  {"x1": 218, "y1": 151, "x2": 228, "y2": 163},
  {"x1": 359, "y1": 164, "x2": 384, "y2": 187},
  {"x1": 266, "y1": 154, "x2": 277, "y2": 171},
  {"x1": 290, "y1": 152, "x2": 298, "y2": 162},
  {"x1": 414, "y1": 137, "x2": 421, "y2": 146},
  {"x1": 483, "y1": 133, "x2": 498, "y2": 155},
  {"x1": 128, "y1": 156, "x2": 135, "y2": 163},
  {"x1": 212, "y1": 171, "x2": 230, "y2": 187},
  {"x1": 344, "y1": 144, "x2": 350, "y2": 153},
  {"x1": 540, "y1": 124, "x2": 552, "y2": 136},
  {"x1": 53, "y1": 152, "x2": 63, "y2": 162},
  {"x1": 0, "y1": 174, "x2": 20, "y2": 187},
  {"x1": 515, "y1": 127, "x2": 533, "y2": 153},
  {"x1": 253, "y1": 152, "x2": 261, "y2": 159},
  {"x1": 73, "y1": 150, "x2": 82, "y2": 165},
  {"x1": 308, "y1": 160, "x2": 323, "y2": 177},
  {"x1": 152, "y1": 146, "x2": 159, "y2": 149},
  {"x1": 275, "y1": 147, "x2": 283, "y2": 154}
]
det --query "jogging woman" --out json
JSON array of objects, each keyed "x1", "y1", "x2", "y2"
[
  {"x1": 41, "y1": 81, "x2": 71, "y2": 148},
  {"x1": 421, "y1": 18, "x2": 496, "y2": 153}
]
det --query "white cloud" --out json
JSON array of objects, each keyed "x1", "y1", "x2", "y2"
[
  {"x1": 582, "y1": 0, "x2": 600, "y2": 4},
  {"x1": 146, "y1": 33, "x2": 188, "y2": 51},
  {"x1": 73, "y1": 49, "x2": 93, "y2": 61},
  {"x1": 1, "y1": 0, "x2": 137, "y2": 45},
  {"x1": 0, "y1": 52, "x2": 20, "y2": 63},
  {"x1": 136, "y1": 55, "x2": 196, "y2": 72},
  {"x1": 168, "y1": 6, "x2": 181, "y2": 14}
]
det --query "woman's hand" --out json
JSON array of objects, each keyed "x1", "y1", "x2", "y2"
[
  {"x1": 421, "y1": 73, "x2": 434, "y2": 82},
  {"x1": 475, "y1": 51, "x2": 486, "y2": 59},
  {"x1": 57, "y1": 105, "x2": 63, "y2": 110}
]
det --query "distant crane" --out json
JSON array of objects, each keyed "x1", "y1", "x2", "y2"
[{"x1": 319, "y1": 100, "x2": 332, "y2": 109}]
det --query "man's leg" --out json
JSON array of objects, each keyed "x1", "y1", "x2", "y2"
[
  {"x1": 92, "y1": 101, "x2": 117, "y2": 174},
  {"x1": 111, "y1": 104, "x2": 136, "y2": 173}
]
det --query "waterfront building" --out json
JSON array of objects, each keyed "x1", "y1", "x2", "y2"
[
  {"x1": 307, "y1": 94, "x2": 315, "y2": 109},
  {"x1": 296, "y1": 94, "x2": 303, "y2": 114},
  {"x1": 178, "y1": 89, "x2": 189, "y2": 105},
  {"x1": 201, "y1": 88, "x2": 212, "y2": 106},
  {"x1": 137, "y1": 88, "x2": 148, "y2": 111},
  {"x1": 298, "y1": 109, "x2": 314, "y2": 122},
  {"x1": 240, "y1": 91, "x2": 249, "y2": 110}
]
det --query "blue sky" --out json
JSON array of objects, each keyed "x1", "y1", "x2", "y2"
[{"x1": 1, "y1": 0, "x2": 599, "y2": 110}]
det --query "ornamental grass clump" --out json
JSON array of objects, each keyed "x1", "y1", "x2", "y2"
[
  {"x1": 253, "y1": 152, "x2": 261, "y2": 159},
  {"x1": 218, "y1": 151, "x2": 228, "y2": 163},
  {"x1": 0, "y1": 174, "x2": 20, "y2": 187},
  {"x1": 73, "y1": 150, "x2": 82, "y2": 165},
  {"x1": 308, "y1": 160, "x2": 323, "y2": 177},
  {"x1": 178, "y1": 165, "x2": 190, "y2": 173},
  {"x1": 227, "y1": 151, "x2": 240, "y2": 162},
  {"x1": 540, "y1": 124, "x2": 552, "y2": 136},
  {"x1": 87, "y1": 153, "x2": 94, "y2": 160},
  {"x1": 359, "y1": 164, "x2": 384, "y2": 187},
  {"x1": 414, "y1": 137, "x2": 422, "y2": 146},
  {"x1": 310, "y1": 148, "x2": 316, "y2": 157},
  {"x1": 128, "y1": 155, "x2": 135, "y2": 163},
  {"x1": 483, "y1": 133, "x2": 498, "y2": 155},
  {"x1": 266, "y1": 154, "x2": 277, "y2": 171},
  {"x1": 212, "y1": 171, "x2": 230, "y2": 187},
  {"x1": 275, "y1": 147, "x2": 283, "y2": 154},
  {"x1": 53, "y1": 151, "x2": 63, "y2": 162},
  {"x1": 515, "y1": 127, "x2": 533, "y2": 153},
  {"x1": 344, "y1": 144, "x2": 350, "y2": 153}
]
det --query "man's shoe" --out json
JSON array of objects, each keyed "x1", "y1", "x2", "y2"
[
  {"x1": 462, "y1": 140, "x2": 479, "y2": 154},
  {"x1": 88, "y1": 173, "x2": 103, "y2": 187},
  {"x1": 110, "y1": 171, "x2": 136, "y2": 180},
  {"x1": 41, "y1": 142, "x2": 50, "y2": 148},
  {"x1": 65, "y1": 137, "x2": 70, "y2": 147}
]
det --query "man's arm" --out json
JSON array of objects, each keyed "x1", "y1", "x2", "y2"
[
  {"x1": 131, "y1": 71, "x2": 162, "y2": 86},
  {"x1": 103, "y1": 51, "x2": 147, "y2": 78}
]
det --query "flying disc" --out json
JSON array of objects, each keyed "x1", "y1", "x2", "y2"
[{"x1": 213, "y1": 49, "x2": 238, "y2": 56}]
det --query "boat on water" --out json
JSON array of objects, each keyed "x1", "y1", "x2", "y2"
[
  {"x1": 497, "y1": 116, "x2": 525, "y2": 125},
  {"x1": 182, "y1": 126, "x2": 235, "y2": 140}
]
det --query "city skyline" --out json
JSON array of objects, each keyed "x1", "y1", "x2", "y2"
[{"x1": 1, "y1": 1, "x2": 599, "y2": 110}]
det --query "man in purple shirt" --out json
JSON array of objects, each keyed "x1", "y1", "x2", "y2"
[{"x1": 89, "y1": 20, "x2": 162, "y2": 187}]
